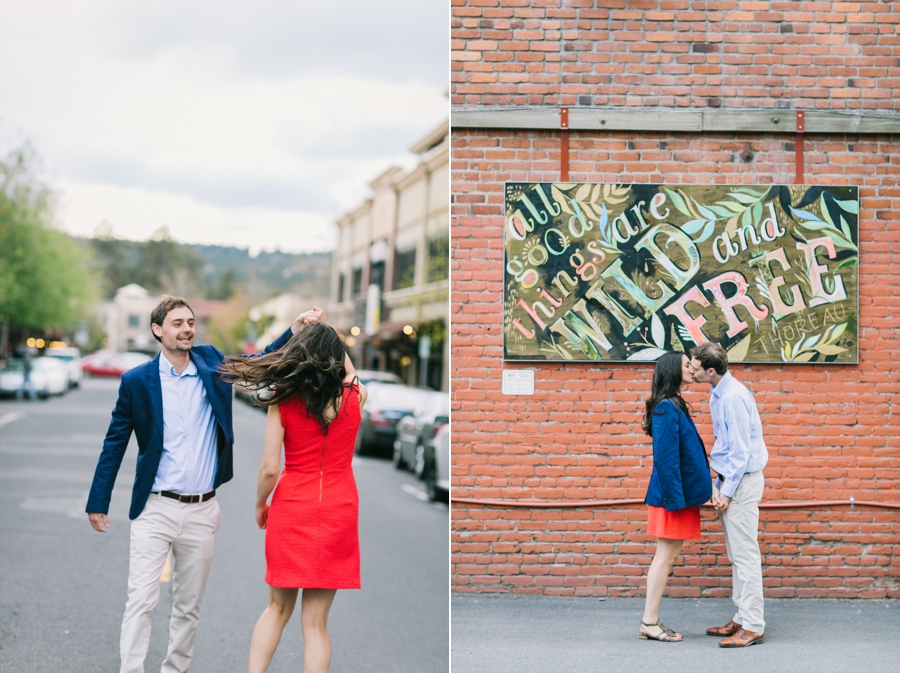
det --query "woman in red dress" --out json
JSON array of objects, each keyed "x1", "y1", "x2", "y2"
[
  {"x1": 221, "y1": 311, "x2": 367, "y2": 673},
  {"x1": 639, "y1": 351, "x2": 712, "y2": 642}
]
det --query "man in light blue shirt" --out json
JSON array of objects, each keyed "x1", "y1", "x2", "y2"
[
  {"x1": 87, "y1": 296, "x2": 323, "y2": 673},
  {"x1": 690, "y1": 341, "x2": 767, "y2": 649}
]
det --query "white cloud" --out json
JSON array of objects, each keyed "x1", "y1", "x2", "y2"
[{"x1": 0, "y1": 0, "x2": 447, "y2": 251}]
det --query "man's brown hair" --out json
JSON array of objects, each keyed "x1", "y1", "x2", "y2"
[
  {"x1": 150, "y1": 296, "x2": 194, "y2": 343},
  {"x1": 690, "y1": 341, "x2": 728, "y2": 375}
]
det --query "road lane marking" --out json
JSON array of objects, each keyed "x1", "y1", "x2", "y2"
[
  {"x1": 0, "y1": 412, "x2": 25, "y2": 428},
  {"x1": 401, "y1": 484, "x2": 429, "y2": 502}
]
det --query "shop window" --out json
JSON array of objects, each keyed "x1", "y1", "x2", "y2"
[
  {"x1": 394, "y1": 247, "x2": 416, "y2": 290},
  {"x1": 351, "y1": 268, "x2": 363, "y2": 298},
  {"x1": 337, "y1": 273, "x2": 345, "y2": 303},
  {"x1": 427, "y1": 235, "x2": 449, "y2": 283},
  {"x1": 128, "y1": 314, "x2": 140, "y2": 327}
]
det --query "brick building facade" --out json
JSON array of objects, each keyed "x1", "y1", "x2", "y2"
[{"x1": 450, "y1": 1, "x2": 900, "y2": 598}]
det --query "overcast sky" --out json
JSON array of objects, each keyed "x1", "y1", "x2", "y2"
[{"x1": 0, "y1": 1, "x2": 448, "y2": 254}]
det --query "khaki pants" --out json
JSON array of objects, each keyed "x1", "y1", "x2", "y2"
[
  {"x1": 119, "y1": 493, "x2": 221, "y2": 673},
  {"x1": 719, "y1": 471, "x2": 765, "y2": 634}
]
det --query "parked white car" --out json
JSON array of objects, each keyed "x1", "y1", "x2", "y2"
[
  {"x1": 424, "y1": 423, "x2": 450, "y2": 502},
  {"x1": 0, "y1": 357, "x2": 68, "y2": 399},
  {"x1": 31, "y1": 357, "x2": 69, "y2": 396},
  {"x1": 44, "y1": 347, "x2": 83, "y2": 388}
]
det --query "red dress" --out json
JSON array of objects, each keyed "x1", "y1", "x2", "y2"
[
  {"x1": 265, "y1": 384, "x2": 361, "y2": 589},
  {"x1": 647, "y1": 504, "x2": 701, "y2": 540}
]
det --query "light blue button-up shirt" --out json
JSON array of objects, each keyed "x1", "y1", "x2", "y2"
[
  {"x1": 708, "y1": 371, "x2": 768, "y2": 499},
  {"x1": 152, "y1": 353, "x2": 218, "y2": 495}
]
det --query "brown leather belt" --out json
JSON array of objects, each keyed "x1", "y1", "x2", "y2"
[{"x1": 155, "y1": 489, "x2": 216, "y2": 503}]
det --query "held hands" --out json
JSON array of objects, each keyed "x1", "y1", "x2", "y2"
[
  {"x1": 256, "y1": 502, "x2": 269, "y2": 530},
  {"x1": 292, "y1": 305, "x2": 328, "y2": 334},
  {"x1": 88, "y1": 512, "x2": 110, "y2": 533},
  {"x1": 712, "y1": 490, "x2": 732, "y2": 511}
]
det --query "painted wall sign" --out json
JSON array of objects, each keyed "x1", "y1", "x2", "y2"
[{"x1": 503, "y1": 183, "x2": 859, "y2": 363}]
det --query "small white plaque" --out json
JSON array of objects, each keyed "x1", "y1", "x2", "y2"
[{"x1": 502, "y1": 370, "x2": 534, "y2": 395}]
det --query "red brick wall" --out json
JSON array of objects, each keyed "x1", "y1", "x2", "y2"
[
  {"x1": 452, "y1": 0, "x2": 900, "y2": 109},
  {"x1": 450, "y1": 130, "x2": 900, "y2": 597},
  {"x1": 450, "y1": 0, "x2": 900, "y2": 598}
]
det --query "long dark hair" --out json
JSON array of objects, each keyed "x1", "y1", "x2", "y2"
[
  {"x1": 642, "y1": 351, "x2": 691, "y2": 436},
  {"x1": 219, "y1": 323, "x2": 347, "y2": 428}
]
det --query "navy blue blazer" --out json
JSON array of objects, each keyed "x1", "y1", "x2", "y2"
[
  {"x1": 86, "y1": 328, "x2": 294, "y2": 520},
  {"x1": 644, "y1": 398, "x2": 713, "y2": 512}
]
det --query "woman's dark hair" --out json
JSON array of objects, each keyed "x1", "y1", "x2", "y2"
[
  {"x1": 219, "y1": 323, "x2": 347, "y2": 428},
  {"x1": 642, "y1": 351, "x2": 691, "y2": 436}
]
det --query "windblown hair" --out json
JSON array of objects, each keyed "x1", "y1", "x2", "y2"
[
  {"x1": 219, "y1": 323, "x2": 347, "y2": 429},
  {"x1": 642, "y1": 351, "x2": 691, "y2": 436},
  {"x1": 690, "y1": 341, "x2": 729, "y2": 375},
  {"x1": 150, "y1": 296, "x2": 193, "y2": 343}
]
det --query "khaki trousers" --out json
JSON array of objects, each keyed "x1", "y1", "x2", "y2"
[
  {"x1": 119, "y1": 493, "x2": 221, "y2": 673},
  {"x1": 719, "y1": 470, "x2": 765, "y2": 634}
]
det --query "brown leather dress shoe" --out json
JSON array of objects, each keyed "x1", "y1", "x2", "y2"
[
  {"x1": 706, "y1": 620, "x2": 741, "y2": 637},
  {"x1": 719, "y1": 628, "x2": 765, "y2": 648}
]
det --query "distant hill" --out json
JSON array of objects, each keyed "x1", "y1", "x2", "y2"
[{"x1": 76, "y1": 235, "x2": 332, "y2": 302}]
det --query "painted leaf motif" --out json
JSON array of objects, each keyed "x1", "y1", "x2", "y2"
[
  {"x1": 696, "y1": 203, "x2": 717, "y2": 221},
  {"x1": 813, "y1": 344, "x2": 847, "y2": 356},
  {"x1": 752, "y1": 200, "x2": 763, "y2": 223},
  {"x1": 802, "y1": 334, "x2": 821, "y2": 350},
  {"x1": 626, "y1": 347, "x2": 668, "y2": 361},
  {"x1": 831, "y1": 322, "x2": 847, "y2": 340},
  {"x1": 784, "y1": 341, "x2": 793, "y2": 360},
  {"x1": 651, "y1": 313, "x2": 665, "y2": 349},
  {"x1": 598, "y1": 202, "x2": 609, "y2": 241},
  {"x1": 730, "y1": 191, "x2": 758, "y2": 204},
  {"x1": 552, "y1": 186, "x2": 574, "y2": 215},
  {"x1": 792, "y1": 351, "x2": 817, "y2": 363},
  {"x1": 575, "y1": 183, "x2": 591, "y2": 202},
  {"x1": 709, "y1": 204, "x2": 738, "y2": 217},
  {"x1": 835, "y1": 257, "x2": 857, "y2": 271},
  {"x1": 834, "y1": 198, "x2": 859, "y2": 214},
  {"x1": 681, "y1": 218, "x2": 707, "y2": 235},
  {"x1": 790, "y1": 207, "x2": 825, "y2": 223},
  {"x1": 695, "y1": 220, "x2": 717, "y2": 243},
  {"x1": 825, "y1": 229, "x2": 856, "y2": 251},
  {"x1": 839, "y1": 215, "x2": 853, "y2": 241},
  {"x1": 665, "y1": 189, "x2": 690, "y2": 216},
  {"x1": 728, "y1": 335, "x2": 752, "y2": 363},
  {"x1": 716, "y1": 200, "x2": 746, "y2": 214}
]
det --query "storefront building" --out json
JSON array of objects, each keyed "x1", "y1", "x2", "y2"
[{"x1": 331, "y1": 120, "x2": 450, "y2": 391}]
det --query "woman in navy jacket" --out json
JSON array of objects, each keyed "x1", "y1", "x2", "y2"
[{"x1": 639, "y1": 351, "x2": 712, "y2": 642}]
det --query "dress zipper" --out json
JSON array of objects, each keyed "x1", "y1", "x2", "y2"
[{"x1": 319, "y1": 428, "x2": 327, "y2": 503}]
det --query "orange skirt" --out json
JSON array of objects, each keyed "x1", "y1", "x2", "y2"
[{"x1": 647, "y1": 504, "x2": 702, "y2": 540}]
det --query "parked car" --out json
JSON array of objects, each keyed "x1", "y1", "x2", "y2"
[
  {"x1": 423, "y1": 423, "x2": 450, "y2": 502},
  {"x1": 31, "y1": 357, "x2": 70, "y2": 396},
  {"x1": 0, "y1": 357, "x2": 66, "y2": 399},
  {"x1": 355, "y1": 369, "x2": 403, "y2": 386},
  {"x1": 82, "y1": 351, "x2": 152, "y2": 377},
  {"x1": 393, "y1": 391, "x2": 449, "y2": 475},
  {"x1": 354, "y1": 383, "x2": 423, "y2": 457},
  {"x1": 44, "y1": 347, "x2": 83, "y2": 388}
]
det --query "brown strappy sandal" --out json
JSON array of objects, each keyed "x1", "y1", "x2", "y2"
[{"x1": 638, "y1": 619, "x2": 683, "y2": 642}]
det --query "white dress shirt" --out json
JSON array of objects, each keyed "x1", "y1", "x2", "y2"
[
  {"x1": 151, "y1": 353, "x2": 218, "y2": 495},
  {"x1": 708, "y1": 371, "x2": 768, "y2": 499}
]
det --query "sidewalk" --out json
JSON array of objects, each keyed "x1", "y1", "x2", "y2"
[{"x1": 451, "y1": 594, "x2": 899, "y2": 673}]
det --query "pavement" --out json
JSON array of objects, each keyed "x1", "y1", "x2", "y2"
[
  {"x1": 451, "y1": 594, "x2": 899, "y2": 673},
  {"x1": 0, "y1": 379, "x2": 449, "y2": 673}
]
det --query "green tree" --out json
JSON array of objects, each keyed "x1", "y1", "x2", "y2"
[{"x1": 0, "y1": 148, "x2": 99, "y2": 343}]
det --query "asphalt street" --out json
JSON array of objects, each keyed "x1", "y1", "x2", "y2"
[
  {"x1": 0, "y1": 379, "x2": 449, "y2": 673},
  {"x1": 451, "y1": 593, "x2": 900, "y2": 673}
]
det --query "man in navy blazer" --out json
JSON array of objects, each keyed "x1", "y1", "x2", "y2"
[{"x1": 86, "y1": 296, "x2": 321, "y2": 673}]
